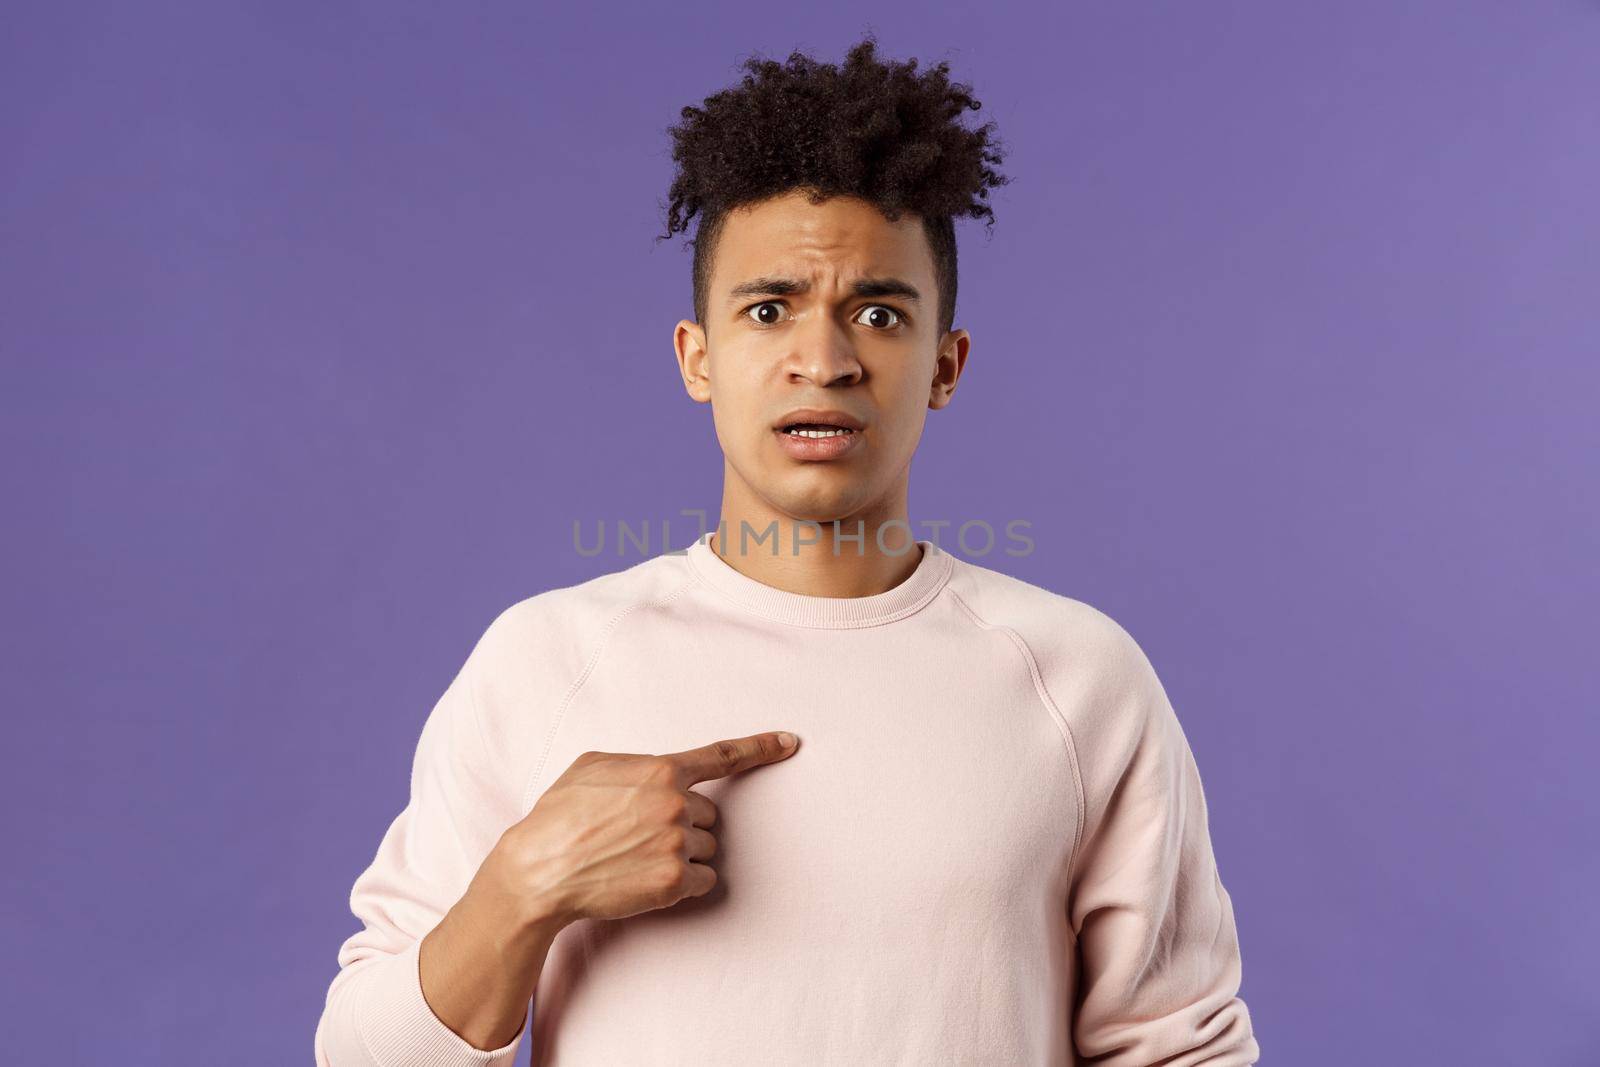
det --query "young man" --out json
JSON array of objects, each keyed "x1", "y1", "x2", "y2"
[{"x1": 316, "y1": 36, "x2": 1259, "y2": 1066}]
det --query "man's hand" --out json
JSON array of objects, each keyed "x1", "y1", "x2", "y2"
[
  {"x1": 420, "y1": 731, "x2": 801, "y2": 1049},
  {"x1": 478, "y1": 730, "x2": 801, "y2": 930}
]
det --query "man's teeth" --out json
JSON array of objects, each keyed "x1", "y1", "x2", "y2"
[{"x1": 784, "y1": 426, "x2": 853, "y2": 437}]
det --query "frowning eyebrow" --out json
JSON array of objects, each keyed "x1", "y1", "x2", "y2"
[{"x1": 725, "y1": 276, "x2": 922, "y2": 306}]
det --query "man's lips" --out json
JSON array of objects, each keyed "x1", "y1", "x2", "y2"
[
  {"x1": 772, "y1": 407, "x2": 866, "y2": 432},
  {"x1": 773, "y1": 423, "x2": 861, "y2": 461}
]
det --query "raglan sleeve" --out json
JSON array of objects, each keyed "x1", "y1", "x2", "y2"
[
  {"x1": 313, "y1": 609, "x2": 530, "y2": 1067},
  {"x1": 1064, "y1": 623, "x2": 1260, "y2": 1065}
]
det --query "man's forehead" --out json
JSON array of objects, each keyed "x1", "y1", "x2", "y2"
[
  {"x1": 725, "y1": 196, "x2": 920, "y2": 245},
  {"x1": 714, "y1": 200, "x2": 931, "y2": 293}
]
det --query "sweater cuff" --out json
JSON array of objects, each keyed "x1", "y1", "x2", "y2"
[{"x1": 356, "y1": 938, "x2": 527, "y2": 1065}]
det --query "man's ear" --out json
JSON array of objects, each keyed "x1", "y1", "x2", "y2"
[
  {"x1": 675, "y1": 319, "x2": 712, "y2": 403},
  {"x1": 929, "y1": 328, "x2": 970, "y2": 411}
]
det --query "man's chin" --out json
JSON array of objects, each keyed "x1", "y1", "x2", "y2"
[{"x1": 762, "y1": 495, "x2": 877, "y2": 534}]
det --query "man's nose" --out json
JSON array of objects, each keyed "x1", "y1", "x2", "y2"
[{"x1": 783, "y1": 314, "x2": 863, "y2": 386}]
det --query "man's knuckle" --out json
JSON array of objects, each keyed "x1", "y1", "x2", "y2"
[
  {"x1": 643, "y1": 757, "x2": 677, "y2": 784},
  {"x1": 658, "y1": 791, "x2": 688, "y2": 821},
  {"x1": 656, "y1": 862, "x2": 686, "y2": 894}
]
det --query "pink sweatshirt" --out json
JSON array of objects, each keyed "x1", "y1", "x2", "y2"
[{"x1": 315, "y1": 532, "x2": 1259, "y2": 1065}]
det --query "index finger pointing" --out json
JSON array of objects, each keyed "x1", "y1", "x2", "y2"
[{"x1": 665, "y1": 731, "x2": 799, "y2": 785}]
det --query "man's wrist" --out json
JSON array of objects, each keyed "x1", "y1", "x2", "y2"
[{"x1": 465, "y1": 841, "x2": 573, "y2": 962}]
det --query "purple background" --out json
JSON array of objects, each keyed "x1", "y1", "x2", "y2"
[{"x1": 3, "y1": 3, "x2": 1596, "y2": 1063}]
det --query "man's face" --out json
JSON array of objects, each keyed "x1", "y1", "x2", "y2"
[{"x1": 674, "y1": 190, "x2": 969, "y2": 531}]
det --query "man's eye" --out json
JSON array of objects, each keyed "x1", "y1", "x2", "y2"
[
  {"x1": 745, "y1": 302, "x2": 788, "y2": 326},
  {"x1": 854, "y1": 305, "x2": 902, "y2": 330}
]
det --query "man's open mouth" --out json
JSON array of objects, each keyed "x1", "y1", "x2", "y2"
[{"x1": 780, "y1": 423, "x2": 857, "y2": 438}]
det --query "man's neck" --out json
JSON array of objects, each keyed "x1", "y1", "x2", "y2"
[{"x1": 706, "y1": 517, "x2": 924, "y2": 599}]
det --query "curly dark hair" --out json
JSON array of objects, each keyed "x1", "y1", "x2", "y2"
[{"x1": 656, "y1": 34, "x2": 1011, "y2": 339}]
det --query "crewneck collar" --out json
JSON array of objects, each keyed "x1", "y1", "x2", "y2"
[{"x1": 683, "y1": 529, "x2": 955, "y2": 629}]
